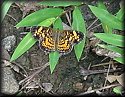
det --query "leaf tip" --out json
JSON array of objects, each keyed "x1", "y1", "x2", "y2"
[{"x1": 10, "y1": 57, "x2": 14, "y2": 62}]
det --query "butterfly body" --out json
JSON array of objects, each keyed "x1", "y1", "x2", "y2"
[{"x1": 34, "y1": 26, "x2": 84, "y2": 55}]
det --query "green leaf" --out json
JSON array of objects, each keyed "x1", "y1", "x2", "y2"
[
  {"x1": 38, "y1": 0, "x2": 83, "y2": 7},
  {"x1": 94, "y1": 33, "x2": 124, "y2": 47},
  {"x1": 49, "y1": 51, "x2": 60, "y2": 74},
  {"x1": 116, "y1": 8, "x2": 124, "y2": 21},
  {"x1": 1, "y1": 1, "x2": 13, "y2": 22},
  {"x1": 10, "y1": 32, "x2": 37, "y2": 62},
  {"x1": 88, "y1": 5, "x2": 124, "y2": 30},
  {"x1": 114, "y1": 57, "x2": 124, "y2": 64},
  {"x1": 49, "y1": 18, "x2": 63, "y2": 74},
  {"x1": 113, "y1": 86, "x2": 122, "y2": 95},
  {"x1": 97, "y1": 44, "x2": 124, "y2": 55},
  {"x1": 102, "y1": 24, "x2": 113, "y2": 33},
  {"x1": 53, "y1": 17, "x2": 63, "y2": 30},
  {"x1": 16, "y1": 8, "x2": 63, "y2": 27},
  {"x1": 72, "y1": 6, "x2": 86, "y2": 61},
  {"x1": 38, "y1": 17, "x2": 56, "y2": 27},
  {"x1": 98, "y1": 1, "x2": 112, "y2": 33}
]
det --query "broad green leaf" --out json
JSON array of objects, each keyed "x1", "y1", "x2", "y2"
[
  {"x1": 97, "y1": 44, "x2": 124, "y2": 55},
  {"x1": 98, "y1": 1, "x2": 112, "y2": 33},
  {"x1": 94, "y1": 33, "x2": 124, "y2": 47},
  {"x1": 72, "y1": 7, "x2": 86, "y2": 61},
  {"x1": 114, "y1": 57, "x2": 124, "y2": 64},
  {"x1": 38, "y1": 0, "x2": 83, "y2": 7},
  {"x1": 49, "y1": 51, "x2": 60, "y2": 74},
  {"x1": 49, "y1": 18, "x2": 63, "y2": 74},
  {"x1": 102, "y1": 24, "x2": 112, "y2": 33},
  {"x1": 10, "y1": 32, "x2": 37, "y2": 62},
  {"x1": 53, "y1": 17, "x2": 63, "y2": 30},
  {"x1": 113, "y1": 86, "x2": 122, "y2": 95},
  {"x1": 74, "y1": 40, "x2": 86, "y2": 61},
  {"x1": 16, "y1": 8, "x2": 63, "y2": 27},
  {"x1": 88, "y1": 5, "x2": 124, "y2": 30},
  {"x1": 116, "y1": 8, "x2": 124, "y2": 21},
  {"x1": 38, "y1": 17, "x2": 56, "y2": 27},
  {"x1": 1, "y1": 1, "x2": 13, "y2": 22}
]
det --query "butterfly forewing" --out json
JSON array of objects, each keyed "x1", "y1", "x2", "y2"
[{"x1": 34, "y1": 27, "x2": 55, "y2": 52}]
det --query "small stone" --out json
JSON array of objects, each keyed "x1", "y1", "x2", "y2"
[
  {"x1": 1, "y1": 65, "x2": 19, "y2": 94},
  {"x1": 1, "y1": 47, "x2": 10, "y2": 60},
  {"x1": 2, "y1": 35, "x2": 16, "y2": 51},
  {"x1": 73, "y1": 82, "x2": 84, "y2": 91},
  {"x1": 42, "y1": 83, "x2": 53, "y2": 92}
]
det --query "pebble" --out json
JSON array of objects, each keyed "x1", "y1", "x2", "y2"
[
  {"x1": 73, "y1": 82, "x2": 84, "y2": 91},
  {"x1": 2, "y1": 35, "x2": 16, "y2": 51},
  {"x1": 1, "y1": 65, "x2": 19, "y2": 94},
  {"x1": 1, "y1": 48, "x2": 19, "y2": 94}
]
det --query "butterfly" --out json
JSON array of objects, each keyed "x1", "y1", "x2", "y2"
[{"x1": 33, "y1": 26, "x2": 84, "y2": 55}]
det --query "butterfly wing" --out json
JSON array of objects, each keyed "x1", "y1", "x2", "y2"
[
  {"x1": 34, "y1": 27, "x2": 55, "y2": 53},
  {"x1": 57, "y1": 30, "x2": 84, "y2": 55}
]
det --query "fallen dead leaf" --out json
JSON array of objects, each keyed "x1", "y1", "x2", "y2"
[
  {"x1": 92, "y1": 47, "x2": 121, "y2": 58},
  {"x1": 106, "y1": 74, "x2": 124, "y2": 86},
  {"x1": 106, "y1": 75, "x2": 117, "y2": 83},
  {"x1": 116, "y1": 74, "x2": 124, "y2": 86}
]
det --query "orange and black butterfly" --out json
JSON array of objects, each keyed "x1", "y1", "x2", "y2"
[{"x1": 33, "y1": 26, "x2": 84, "y2": 55}]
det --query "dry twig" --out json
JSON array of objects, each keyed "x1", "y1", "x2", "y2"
[
  {"x1": 77, "y1": 83, "x2": 121, "y2": 95},
  {"x1": 80, "y1": 67, "x2": 122, "y2": 76},
  {"x1": 19, "y1": 62, "x2": 49, "y2": 91}
]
